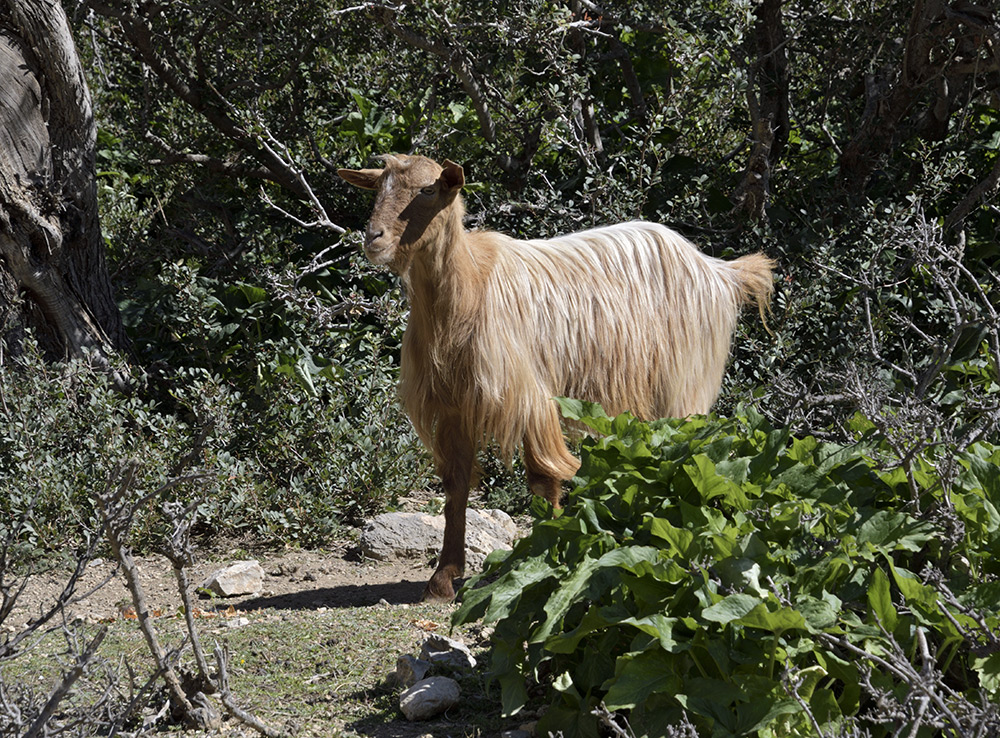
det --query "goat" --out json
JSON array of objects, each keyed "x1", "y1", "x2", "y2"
[{"x1": 338, "y1": 154, "x2": 775, "y2": 601}]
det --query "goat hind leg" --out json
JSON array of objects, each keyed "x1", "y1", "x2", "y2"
[{"x1": 523, "y1": 406, "x2": 580, "y2": 509}]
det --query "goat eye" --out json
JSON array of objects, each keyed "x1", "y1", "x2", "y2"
[{"x1": 420, "y1": 186, "x2": 437, "y2": 196}]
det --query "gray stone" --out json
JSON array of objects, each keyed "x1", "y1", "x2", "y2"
[
  {"x1": 394, "y1": 654, "x2": 432, "y2": 688},
  {"x1": 420, "y1": 633, "x2": 477, "y2": 671},
  {"x1": 360, "y1": 508, "x2": 518, "y2": 570},
  {"x1": 399, "y1": 676, "x2": 461, "y2": 721},
  {"x1": 465, "y1": 509, "x2": 518, "y2": 568},
  {"x1": 201, "y1": 560, "x2": 264, "y2": 597}
]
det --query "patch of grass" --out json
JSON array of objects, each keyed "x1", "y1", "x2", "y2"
[{"x1": 5, "y1": 603, "x2": 508, "y2": 737}]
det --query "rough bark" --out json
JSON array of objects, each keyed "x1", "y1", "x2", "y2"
[
  {"x1": 733, "y1": 0, "x2": 789, "y2": 222},
  {"x1": 0, "y1": 0, "x2": 127, "y2": 363}
]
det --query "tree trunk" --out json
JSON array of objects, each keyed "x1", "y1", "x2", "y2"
[
  {"x1": 733, "y1": 0, "x2": 789, "y2": 223},
  {"x1": 0, "y1": 0, "x2": 127, "y2": 365}
]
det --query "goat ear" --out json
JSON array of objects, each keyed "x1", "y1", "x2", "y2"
[
  {"x1": 440, "y1": 160, "x2": 465, "y2": 191},
  {"x1": 337, "y1": 168, "x2": 382, "y2": 190}
]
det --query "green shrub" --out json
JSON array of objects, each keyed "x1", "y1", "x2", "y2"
[
  {"x1": 0, "y1": 332, "x2": 433, "y2": 555},
  {"x1": 0, "y1": 340, "x2": 203, "y2": 555},
  {"x1": 453, "y1": 401, "x2": 1000, "y2": 737}
]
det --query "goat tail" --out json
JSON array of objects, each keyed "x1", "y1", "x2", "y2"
[{"x1": 729, "y1": 252, "x2": 776, "y2": 331}]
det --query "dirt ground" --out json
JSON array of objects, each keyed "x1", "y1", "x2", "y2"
[
  {"x1": 4, "y1": 505, "x2": 527, "y2": 737},
  {"x1": 7, "y1": 488, "x2": 490, "y2": 625},
  {"x1": 7, "y1": 539, "x2": 441, "y2": 628}
]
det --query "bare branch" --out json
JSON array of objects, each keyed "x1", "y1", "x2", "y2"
[
  {"x1": 945, "y1": 123, "x2": 1000, "y2": 230},
  {"x1": 91, "y1": 1, "x2": 337, "y2": 207},
  {"x1": 144, "y1": 131, "x2": 274, "y2": 181},
  {"x1": 214, "y1": 643, "x2": 291, "y2": 738},
  {"x1": 23, "y1": 626, "x2": 108, "y2": 738},
  {"x1": 96, "y1": 464, "x2": 219, "y2": 730},
  {"x1": 256, "y1": 126, "x2": 347, "y2": 234},
  {"x1": 376, "y1": 7, "x2": 496, "y2": 143}
]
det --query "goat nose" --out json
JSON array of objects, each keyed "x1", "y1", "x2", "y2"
[{"x1": 365, "y1": 226, "x2": 384, "y2": 245}]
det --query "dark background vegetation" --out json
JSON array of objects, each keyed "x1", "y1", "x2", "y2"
[
  {"x1": 1, "y1": 0, "x2": 998, "y2": 735},
  {"x1": 8, "y1": 0, "x2": 997, "y2": 550}
]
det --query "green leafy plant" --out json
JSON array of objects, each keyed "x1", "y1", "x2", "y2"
[{"x1": 453, "y1": 401, "x2": 1000, "y2": 737}]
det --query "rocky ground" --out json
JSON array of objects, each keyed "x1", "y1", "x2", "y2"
[{"x1": 8, "y1": 500, "x2": 522, "y2": 627}]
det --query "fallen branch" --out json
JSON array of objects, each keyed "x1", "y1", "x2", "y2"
[{"x1": 214, "y1": 643, "x2": 291, "y2": 738}]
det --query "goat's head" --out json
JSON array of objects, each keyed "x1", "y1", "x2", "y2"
[{"x1": 338, "y1": 154, "x2": 465, "y2": 270}]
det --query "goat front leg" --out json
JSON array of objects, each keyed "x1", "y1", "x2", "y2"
[{"x1": 423, "y1": 417, "x2": 475, "y2": 602}]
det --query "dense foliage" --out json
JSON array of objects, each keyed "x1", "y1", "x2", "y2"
[
  {"x1": 454, "y1": 402, "x2": 1000, "y2": 737},
  {"x1": 53, "y1": 0, "x2": 998, "y2": 547}
]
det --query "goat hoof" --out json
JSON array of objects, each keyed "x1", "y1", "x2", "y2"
[{"x1": 422, "y1": 575, "x2": 457, "y2": 603}]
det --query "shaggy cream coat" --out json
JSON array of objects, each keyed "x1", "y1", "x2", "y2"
[{"x1": 402, "y1": 220, "x2": 773, "y2": 480}]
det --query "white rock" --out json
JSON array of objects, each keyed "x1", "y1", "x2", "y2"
[
  {"x1": 201, "y1": 560, "x2": 264, "y2": 597},
  {"x1": 420, "y1": 634, "x2": 477, "y2": 671},
  {"x1": 394, "y1": 654, "x2": 432, "y2": 688},
  {"x1": 399, "y1": 676, "x2": 461, "y2": 721},
  {"x1": 360, "y1": 509, "x2": 518, "y2": 570}
]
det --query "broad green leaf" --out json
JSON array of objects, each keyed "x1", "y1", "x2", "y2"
[
  {"x1": 603, "y1": 650, "x2": 683, "y2": 711},
  {"x1": 735, "y1": 603, "x2": 808, "y2": 633},
  {"x1": 491, "y1": 639, "x2": 528, "y2": 717},
  {"x1": 717, "y1": 455, "x2": 751, "y2": 484},
  {"x1": 545, "y1": 605, "x2": 621, "y2": 654},
  {"x1": 810, "y1": 687, "x2": 844, "y2": 726},
  {"x1": 966, "y1": 454, "x2": 1000, "y2": 522},
  {"x1": 737, "y1": 695, "x2": 800, "y2": 735},
  {"x1": 619, "y1": 613, "x2": 684, "y2": 652},
  {"x1": 716, "y1": 557, "x2": 767, "y2": 597},
  {"x1": 702, "y1": 593, "x2": 762, "y2": 624},
  {"x1": 788, "y1": 665, "x2": 827, "y2": 701},
  {"x1": 455, "y1": 556, "x2": 557, "y2": 625},
  {"x1": 973, "y1": 653, "x2": 1000, "y2": 693},
  {"x1": 675, "y1": 677, "x2": 747, "y2": 732},
  {"x1": 556, "y1": 397, "x2": 612, "y2": 434},
  {"x1": 530, "y1": 557, "x2": 601, "y2": 644},
  {"x1": 953, "y1": 491, "x2": 1000, "y2": 535},
  {"x1": 888, "y1": 562, "x2": 939, "y2": 611},
  {"x1": 796, "y1": 594, "x2": 841, "y2": 631},
  {"x1": 646, "y1": 515, "x2": 695, "y2": 557},
  {"x1": 685, "y1": 454, "x2": 751, "y2": 510},
  {"x1": 857, "y1": 510, "x2": 934, "y2": 552}
]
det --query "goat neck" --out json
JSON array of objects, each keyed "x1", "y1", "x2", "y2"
[{"x1": 404, "y1": 199, "x2": 495, "y2": 361}]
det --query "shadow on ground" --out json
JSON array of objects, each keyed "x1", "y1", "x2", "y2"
[{"x1": 236, "y1": 578, "x2": 430, "y2": 610}]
